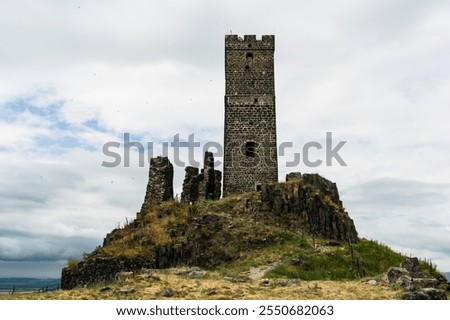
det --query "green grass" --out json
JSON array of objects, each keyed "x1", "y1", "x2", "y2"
[
  {"x1": 217, "y1": 234, "x2": 408, "y2": 281},
  {"x1": 353, "y1": 239, "x2": 404, "y2": 276},
  {"x1": 261, "y1": 237, "x2": 406, "y2": 281}
]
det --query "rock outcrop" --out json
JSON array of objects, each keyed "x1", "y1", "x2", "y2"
[
  {"x1": 384, "y1": 257, "x2": 447, "y2": 300},
  {"x1": 260, "y1": 173, "x2": 357, "y2": 242},
  {"x1": 61, "y1": 172, "x2": 359, "y2": 289}
]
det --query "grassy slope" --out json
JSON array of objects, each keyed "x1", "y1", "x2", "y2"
[
  {"x1": 3, "y1": 234, "x2": 448, "y2": 300},
  {"x1": 4, "y1": 193, "x2": 445, "y2": 300},
  {"x1": 3, "y1": 235, "x2": 439, "y2": 300}
]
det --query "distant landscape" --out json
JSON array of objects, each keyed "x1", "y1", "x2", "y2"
[
  {"x1": 445, "y1": 272, "x2": 450, "y2": 281},
  {"x1": 0, "y1": 278, "x2": 60, "y2": 293}
]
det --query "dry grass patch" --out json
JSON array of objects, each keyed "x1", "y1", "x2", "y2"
[{"x1": 2, "y1": 268, "x2": 401, "y2": 300}]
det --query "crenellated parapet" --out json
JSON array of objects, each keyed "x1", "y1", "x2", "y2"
[{"x1": 225, "y1": 34, "x2": 274, "y2": 50}]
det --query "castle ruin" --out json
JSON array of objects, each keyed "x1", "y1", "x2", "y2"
[
  {"x1": 223, "y1": 35, "x2": 278, "y2": 196},
  {"x1": 60, "y1": 35, "x2": 364, "y2": 290},
  {"x1": 143, "y1": 35, "x2": 280, "y2": 200}
]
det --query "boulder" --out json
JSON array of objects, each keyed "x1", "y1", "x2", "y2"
[
  {"x1": 421, "y1": 288, "x2": 447, "y2": 300},
  {"x1": 385, "y1": 267, "x2": 409, "y2": 283},
  {"x1": 396, "y1": 275, "x2": 413, "y2": 290},
  {"x1": 400, "y1": 257, "x2": 422, "y2": 277},
  {"x1": 367, "y1": 279, "x2": 377, "y2": 286},
  {"x1": 411, "y1": 278, "x2": 439, "y2": 290},
  {"x1": 402, "y1": 288, "x2": 447, "y2": 300},
  {"x1": 161, "y1": 288, "x2": 175, "y2": 297}
]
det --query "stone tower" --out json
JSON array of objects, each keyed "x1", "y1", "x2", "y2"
[{"x1": 223, "y1": 35, "x2": 278, "y2": 196}]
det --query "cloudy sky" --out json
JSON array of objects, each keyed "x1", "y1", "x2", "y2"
[{"x1": 0, "y1": 0, "x2": 449, "y2": 278}]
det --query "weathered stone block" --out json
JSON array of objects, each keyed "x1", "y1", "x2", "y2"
[
  {"x1": 181, "y1": 166, "x2": 199, "y2": 203},
  {"x1": 140, "y1": 157, "x2": 173, "y2": 213},
  {"x1": 181, "y1": 152, "x2": 222, "y2": 203},
  {"x1": 400, "y1": 257, "x2": 422, "y2": 277},
  {"x1": 411, "y1": 278, "x2": 439, "y2": 289},
  {"x1": 286, "y1": 172, "x2": 302, "y2": 182},
  {"x1": 402, "y1": 288, "x2": 447, "y2": 300},
  {"x1": 302, "y1": 173, "x2": 341, "y2": 205},
  {"x1": 385, "y1": 267, "x2": 410, "y2": 283}
]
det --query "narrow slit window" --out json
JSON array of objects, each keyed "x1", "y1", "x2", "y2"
[
  {"x1": 246, "y1": 52, "x2": 253, "y2": 71},
  {"x1": 245, "y1": 141, "x2": 256, "y2": 158},
  {"x1": 246, "y1": 52, "x2": 253, "y2": 64}
]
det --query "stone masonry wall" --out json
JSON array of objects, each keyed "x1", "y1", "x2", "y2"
[
  {"x1": 181, "y1": 152, "x2": 222, "y2": 202},
  {"x1": 180, "y1": 166, "x2": 199, "y2": 203},
  {"x1": 223, "y1": 34, "x2": 278, "y2": 196},
  {"x1": 140, "y1": 156, "x2": 173, "y2": 213}
]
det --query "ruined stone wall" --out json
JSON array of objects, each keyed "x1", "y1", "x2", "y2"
[
  {"x1": 223, "y1": 35, "x2": 278, "y2": 196},
  {"x1": 140, "y1": 156, "x2": 173, "y2": 213},
  {"x1": 180, "y1": 166, "x2": 199, "y2": 203},
  {"x1": 62, "y1": 173, "x2": 359, "y2": 289},
  {"x1": 181, "y1": 152, "x2": 222, "y2": 202},
  {"x1": 61, "y1": 257, "x2": 154, "y2": 290},
  {"x1": 213, "y1": 170, "x2": 222, "y2": 200}
]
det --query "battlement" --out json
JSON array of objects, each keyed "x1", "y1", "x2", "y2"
[{"x1": 225, "y1": 34, "x2": 274, "y2": 50}]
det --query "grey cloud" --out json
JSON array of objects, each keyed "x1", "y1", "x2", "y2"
[
  {"x1": 343, "y1": 178, "x2": 450, "y2": 209},
  {"x1": 0, "y1": 231, "x2": 100, "y2": 262},
  {"x1": 0, "y1": 164, "x2": 85, "y2": 212},
  {"x1": 0, "y1": 1, "x2": 226, "y2": 68},
  {"x1": 343, "y1": 0, "x2": 442, "y2": 44},
  {"x1": 342, "y1": 178, "x2": 450, "y2": 270}
]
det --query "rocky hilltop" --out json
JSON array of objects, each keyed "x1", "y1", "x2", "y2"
[{"x1": 61, "y1": 154, "x2": 358, "y2": 289}]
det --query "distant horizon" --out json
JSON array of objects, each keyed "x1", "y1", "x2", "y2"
[{"x1": 0, "y1": 261, "x2": 66, "y2": 279}]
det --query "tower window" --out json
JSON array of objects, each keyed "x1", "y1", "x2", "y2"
[
  {"x1": 246, "y1": 52, "x2": 253, "y2": 71},
  {"x1": 245, "y1": 141, "x2": 257, "y2": 158}
]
